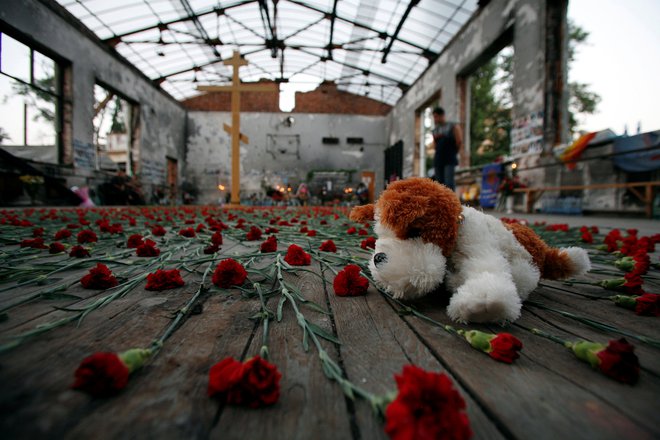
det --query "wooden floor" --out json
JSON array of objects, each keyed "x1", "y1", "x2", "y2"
[{"x1": 0, "y1": 206, "x2": 658, "y2": 440}]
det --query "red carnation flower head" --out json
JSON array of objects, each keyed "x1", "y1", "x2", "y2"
[
  {"x1": 145, "y1": 269, "x2": 185, "y2": 291},
  {"x1": 358, "y1": 228, "x2": 369, "y2": 236},
  {"x1": 246, "y1": 226, "x2": 263, "y2": 241},
  {"x1": 32, "y1": 227, "x2": 44, "y2": 237},
  {"x1": 69, "y1": 245, "x2": 91, "y2": 258},
  {"x1": 346, "y1": 226, "x2": 357, "y2": 235},
  {"x1": 126, "y1": 234, "x2": 144, "y2": 249},
  {"x1": 54, "y1": 228, "x2": 72, "y2": 240},
  {"x1": 361, "y1": 237, "x2": 377, "y2": 250},
  {"x1": 635, "y1": 293, "x2": 660, "y2": 317},
  {"x1": 591, "y1": 226, "x2": 599, "y2": 234},
  {"x1": 581, "y1": 231, "x2": 593, "y2": 244},
  {"x1": 20, "y1": 237, "x2": 47, "y2": 249},
  {"x1": 136, "y1": 239, "x2": 161, "y2": 257},
  {"x1": 260, "y1": 235, "x2": 278, "y2": 253},
  {"x1": 211, "y1": 231, "x2": 224, "y2": 246},
  {"x1": 461, "y1": 330, "x2": 523, "y2": 363},
  {"x1": 264, "y1": 227, "x2": 279, "y2": 234},
  {"x1": 623, "y1": 272, "x2": 644, "y2": 295},
  {"x1": 179, "y1": 227, "x2": 196, "y2": 238},
  {"x1": 570, "y1": 338, "x2": 639, "y2": 384},
  {"x1": 212, "y1": 258, "x2": 248, "y2": 288},
  {"x1": 151, "y1": 225, "x2": 166, "y2": 236},
  {"x1": 72, "y1": 352, "x2": 129, "y2": 397},
  {"x1": 284, "y1": 244, "x2": 311, "y2": 266},
  {"x1": 77, "y1": 229, "x2": 98, "y2": 244},
  {"x1": 49, "y1": 242, "x2": 66, "y2": 254},
  {"x1": 204, "y1": 244, "x2": 221, "y2": 254},
  {"x1": 631, "y1": 251, "x2": 650, "y2": 276},
  {"x1": 81, "y1": 263, "x2": 119, "y2": 289},
  {"x1": 299, "y1": 226, "x2": 309, "y2": 233},
  {"x1": 385, "y1": 365, "x2": 472, "y2": 440},
  {"x1": 196, "y1": 223, "x2": 206, "y2": 232},
  {"x1": 333, "y1": 264, "x2": 369, "y2": 296},
  {"x1": 208, "y1": 357, "x2": 243, "y2": 399},
  {"x1": 208, "y1": 356, "x2": 281, "y2": 408},
  {"x1": 306, "y1": 230, "x2": 317, "y2": 237},
  {"x1": 319, "y1": 240, "x2": 337, "y2": 253}
]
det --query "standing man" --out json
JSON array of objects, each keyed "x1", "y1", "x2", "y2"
[{"x1": 432, "y1": 107, "x2": 463, "y2": 191}]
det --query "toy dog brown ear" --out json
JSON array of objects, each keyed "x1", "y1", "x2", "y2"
[{"x1": 350, "y1": 204, "x2": 375, "y2": 222}]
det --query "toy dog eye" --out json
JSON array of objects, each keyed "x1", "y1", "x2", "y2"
[{"x1": 408, "y1": 227, "x2": 422, "y2": 238}]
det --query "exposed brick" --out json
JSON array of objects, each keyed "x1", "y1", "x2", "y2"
[
  {"x1": 293, "y1": 81, "x2": 391, "y2": 116},
  {"x1": 180, "y1": 80, "x2": 392, "y2": 116}
]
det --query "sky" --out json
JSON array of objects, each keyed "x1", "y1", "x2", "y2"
[{"x1": 568, "y1": 0, "x2": 660, "y2": 134}]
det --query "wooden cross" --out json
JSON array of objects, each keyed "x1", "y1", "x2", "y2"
[{"x1": 197, "y1": 51, "x2": 276, "y2": 204}]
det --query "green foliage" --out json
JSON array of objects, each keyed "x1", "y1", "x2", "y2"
[
  {"x1": 109, "y1": 97, "x2": 127, "y2": 133},
  {"x1": 469, "y1": 54, "x2": 512, "y2": 167}
]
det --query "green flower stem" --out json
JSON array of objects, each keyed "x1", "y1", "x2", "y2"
[
  {"x1": 516, "y1": 323, "x2": 572, "y2": 347},
  {"x1": 524, "y1": 300, "x2": 660, "y2": 348},
  {"x1": 273, "y1": 254, "x2": 386, "y2": 416},
  {"x1": 150, "y1": 260, "x2": 215, "y2": 353}
]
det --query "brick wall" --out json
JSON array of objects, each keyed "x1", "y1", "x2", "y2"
[
  {"x1": 181, "y1": 80, "x2": 392, "y2": 116},
  {"x1": 293, "y1": 82, "x2": 392, "y2": 116},
  {"x1": 181, "y1": 80, "x2": 281, "y2": 112}
]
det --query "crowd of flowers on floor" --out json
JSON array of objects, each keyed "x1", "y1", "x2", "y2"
[{"x1": 1, "y1": 207, "x2": 659, "y2": 439}]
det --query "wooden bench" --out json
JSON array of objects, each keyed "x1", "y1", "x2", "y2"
[{"x1": 514, "y1": 181, "x2": 660, "y2": 218}]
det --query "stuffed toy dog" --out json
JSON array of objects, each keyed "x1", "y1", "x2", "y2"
[{"x1": 350, "y1": 178, "x2": 591, "y2": 324}]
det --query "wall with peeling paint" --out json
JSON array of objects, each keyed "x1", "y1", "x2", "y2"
[
  {"x1": 388, "y1": 0, "x2": 552, "y2": 178},
  {"x1": 186, "y1": 112, "x2": 387, "y2": 204},
  {"x1": 0, "y1": 0, "x2": 187, "y2": 194}
]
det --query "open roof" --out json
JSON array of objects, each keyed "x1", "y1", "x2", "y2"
[{"x1": 55, "y1": 0, "x2": 478, "y2": 105}]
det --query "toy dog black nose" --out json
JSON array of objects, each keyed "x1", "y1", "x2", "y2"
[{"x1": 373, "y1": 252, "x2": 387, "y2": 267}]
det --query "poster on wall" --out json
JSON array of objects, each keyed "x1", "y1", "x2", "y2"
[
  {"x1": 479, "y1": 163, "x2": 503, "y2": 208},
  {"x1": 510, "y1": 111, "x2": 544, "y2": 156},
  {"x1": 141, "y1": 159, "x2": 166, "y2": 183},
  {"x1": 73, "y1": 139, "x2": 96, "y2": 169}
]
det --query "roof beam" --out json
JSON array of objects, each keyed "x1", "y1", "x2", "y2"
[
  {"x1": 104, "y1": 0, "x2": 257, "y2": 45},
  {"x1": 285, "y1": 0, "x2": 435, "y2": 56},
  {"x1": 178, "y1": 0, "x2": 221, "y2": 57},
  {"x1": 382, "y1": 0, "x2": 420, "y2": 63},
  {"x1": 326, "y1": 0, "x2": 338, "y2": 60}
]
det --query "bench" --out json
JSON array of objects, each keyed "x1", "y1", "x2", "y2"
[{"x1": 514, "y1": 181, "x2": 660, "y2": 218}]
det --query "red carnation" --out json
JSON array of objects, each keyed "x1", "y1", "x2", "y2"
[
  {"x1": 54, "y1": 228, "x2": 72, "y2": 240},
  {"x1": 384, "y1": 365, "x2": 472, "y2": 440},
  {"x1": 145, "y1": 269, "x2": 185, "y2": 291},
  {"x1": 69, "y1": 245, "x2": 90, "y2": 258},
  {"x1": 71, "y1": 352, "x2": 129, "y2": 397},
  {"x1": 265, "y1": 227, "x2": 279, "y2": 234},
  {"x1": 570, "y1": 338, "x2": 639, "y2": 384},
  {"x1": 126, "y1": 234, "x2": 144, "y2": 248},
  {"x1": 635, "y1": 293, "x2": 660, "y2": 316},
  {"x1": 346, "y1": 227, "x2": 357, "y2": 235},
  {"x1": 32, "y1": 227, "x2": 44, "y2": 237},
  {"x1": 151, "y1": 225, "x2": 166, "y2": 236},
  {"x1": 236, "y1": 356, "x2": 282, "y2": 408},
  {"x1": 204, "y1": 244, "x2": 220, "y2": 254},
  {"x1": 319, "y1": 240, "x2": 337, "y2": 253},
  {"x1": 623, "y1": 272, "x2": 644, "y2": 295},
  {"x1": 136, "y1": 239, "x2": 160, "y2": 257},
  {"x1": 333, "y1": 265, "x2": 369, "y2": 296},
  {"x1": 77, "y1": 229, "x2": 98, "y2": 244},
  {"x1": 488, "y1": 333, "x2": 523, "y2": 363},
  {"x1": 460, "y1": 330, "x2": 523, "y2": 364},
  {"x1": 284, "y1": 244, "x2": 311, "y2": 266},
  {"x1": 208, "y1": 357, "x2": 243, "y2": 400},
  {"x1": 20, "y1": 237, "x2": 47, "y2": 249},
  {"x1": 581, "y1": 231, "x2": 593, "y2": 244},
  {"x1": 211, "y1": 231, "x2": 223, "y2": 246},
  {"x1": 208, "y1": 356, "x2": 281, "y2": 408},
  {"x1": 49, "y1": 242, "x2": 66, "y2": 254},
  {"x1": 260, "y1": 235, "x2": 278, "y2": 253},
  {"x1": 307, "y1": 230, "x2": 317, "y2": 237},
  {"x1": 179, "y1": 227, "x2": 196, "y2": 238},
  {"x1": 361, "y1": 237, "x2": 377, "y2": 250},
  {"x1": 597, "y1": 339, "x2": 640, "y2": 384},
  {"x1": 358, "y1": 228, "x2": 369, "y2": 236},
  {"x1": 81, "y1": 263, "x2": 119, "y2": 289},
  {"x1": 212, "y1": 258, "x2": 248, "y2": 288},
  {"x1": 246, "y1": 226, "x2": 263, "y2": 241}
]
